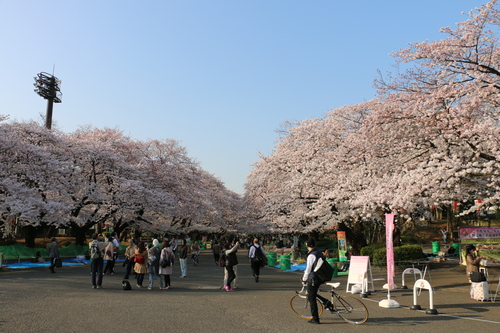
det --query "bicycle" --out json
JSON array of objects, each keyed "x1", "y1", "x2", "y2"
[
  {"x1": 290, "y1": 282, "x2": 369, "y2": 325},
  {"x1": 191, "y1": 251, "x2": 199, "y2": 266}
]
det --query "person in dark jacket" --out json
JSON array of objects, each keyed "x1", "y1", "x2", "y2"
[
  {"x1": 147, "y1": 239, "x2": 163, "y2": 289},
  {"x1": 224, "y1": 241, "x2": 239, "y2": 291},
  {"x1": 179, "y1": 239, "x2": 188, "y2": 278},
  {"x1": 301, "y1": 238, "x2": 332, "y2": 324},
  {"x1": 48, "y1": 238, "x2": 60, "y2": 273}
]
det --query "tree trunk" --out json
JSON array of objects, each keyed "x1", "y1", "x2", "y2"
[
  {"x1": 70, "y1": 222, "x2": 95, "y2": 246},
  {"x1": 337, "y1": 219, "x2": 367, "y2": 255},
  {"x1": 23, "y1": 225, "x2": 38, "y2": 248}
]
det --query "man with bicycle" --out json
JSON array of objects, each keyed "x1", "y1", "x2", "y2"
[{"x1": 302, "y1": 238, "x2": 333, "y2": 324}]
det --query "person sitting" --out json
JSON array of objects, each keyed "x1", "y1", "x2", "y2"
[{"x1": 33, "y1": 251, "x2": 45, "y2": 263}]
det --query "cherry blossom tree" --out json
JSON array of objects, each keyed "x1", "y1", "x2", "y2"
[
  {"x1": 244, "y1": 1, "x2": 500, "y2": 249},
  {"x1": 1, "y1": 120, "x2": 242, "y2": 245}
]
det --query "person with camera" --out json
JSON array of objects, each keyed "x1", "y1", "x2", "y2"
[
  {"x1": 89, "y1": 233, "x2": 109, "y2": 289},
  {"x1": 466, "y1": 244, "x2": 483, "y2": 282}
]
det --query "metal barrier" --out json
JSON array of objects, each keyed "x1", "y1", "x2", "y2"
[
  {"x1": 401, "y1": 268, "x2": 422, "y2": 289},
  {"x1": 410, "y1": 279, "x2": 438, "y2": 314}
]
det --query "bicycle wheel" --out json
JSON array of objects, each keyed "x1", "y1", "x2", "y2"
[
  {"x1": 290, "y1": 294, "x2": 324, "y2": 319},
  {"x1": 333, "y1": 295, "x2": 368, "y2": 324}
]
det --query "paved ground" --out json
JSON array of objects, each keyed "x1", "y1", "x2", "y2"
[{"x1": 1, "y1": 250, "x2": 499, "y2": 333}]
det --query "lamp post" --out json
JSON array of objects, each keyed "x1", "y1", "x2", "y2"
[{"x1": 33, "y1": 72, "x2": 62, "y2": 130}]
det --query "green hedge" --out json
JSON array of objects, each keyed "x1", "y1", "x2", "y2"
[
  {"x1": 371, "y1": 244, "x2": 424, "y2": 266},
  {"x1": 360, "y1": 243, "x2": 385, "y2": 258},
  {"x1": 0, "y1": 244, "x2": 91, "y2": 258}
]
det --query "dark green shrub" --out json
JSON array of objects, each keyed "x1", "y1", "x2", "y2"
[
  {"x1": 360, "y1": 243, "x2": 385, "y2": 258},
  {"x1": 372, "y1": 244, "x2": 424, "y2": 266}
]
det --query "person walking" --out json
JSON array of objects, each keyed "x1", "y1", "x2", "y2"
[
  {"x1": 147, "y1": 239, "x2": 163, "y2": 290},
  {"x1": 48, "y1": 238, "x2": 60, "y2": 273},
  {"x1": 224, "y1": 240, "x2": 239, "y2": 291},
  {"x1": 134, "y1": 241, "x2": 148, "y2": 288},
  {"x1": 123, "y1": 239, "x2": 136, "y2": 280},
  {"x1": 179, "y1": 239, "x2": 188, "y2": 278},
  {"x1": 248, "y1": 238, "x2": 267, "y2": 282},
  {"x1": 212, "y1": 241, "x2": 221, "y2": 266},
  {"x1": 159, "y1": 240, "x2": 174, "y2": 289},
  {"x1": 302, "y1": 238, "x2": 332, "y2": 324},
  {"x1": 89, "y1": 233, "x2": 109, "y2": 289}
]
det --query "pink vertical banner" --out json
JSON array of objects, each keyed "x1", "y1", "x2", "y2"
[{"x1": 386, "y1": 213, "x2": 395, "y2": 290}]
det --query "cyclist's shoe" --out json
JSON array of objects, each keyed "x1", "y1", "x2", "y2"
[{"x1": 307, "y1": 318, "x2": 320, "y2": 324}]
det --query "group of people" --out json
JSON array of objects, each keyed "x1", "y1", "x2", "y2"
[
  {"x1": 88, "y1": 234, "x2": 270, "y2": 292},
  {"x1": 90, "y1": 233, "x2": 180, "y2": 289}
]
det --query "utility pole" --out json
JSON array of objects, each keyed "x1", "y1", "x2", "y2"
[{"x1": 33, "y1": 72, "x2": 62, "y2": 130}]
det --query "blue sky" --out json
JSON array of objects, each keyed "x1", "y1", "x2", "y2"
[{"x1": 0, "y1": 0, "x2": 489, "y2": 194}]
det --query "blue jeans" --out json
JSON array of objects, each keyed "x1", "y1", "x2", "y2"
[
  {"x1": 148, "y1": 272, "x2": 163, "y2": 288},
  {"x1": 179, "y1": 258, "x2": 187, "y2": 276}
]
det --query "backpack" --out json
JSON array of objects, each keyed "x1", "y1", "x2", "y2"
[
  {"x1": 252, "y1": 246, "x2": 267, "y2": 267},
  {"x1": 219, "y1": 251, "x2": 227, "y2": 267},
  {"x1": 160, "y1": 249, "x2": 174, "y2": 268},
  {"x1": 122, "y1": 280, "x2": 132, "y2": 290},
  {"x1": 90, "y1": 241, "x2": 101, "y2": 260},
  {"x1": 313, "y1": 256, "x2": 334, "y2": 284}
]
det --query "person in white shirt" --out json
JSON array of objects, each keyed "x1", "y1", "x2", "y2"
[{"x1": 301, "y1": 238, "x2": 331, "y2": 324}]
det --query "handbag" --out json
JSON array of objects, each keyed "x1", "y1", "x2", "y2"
[
  {"x1": 470, "y1": 271, "x2": 486, "y2": 282},
  {"x1": 134, "y1": 253, "x2": 145, "y2": 264},
  {"x1": 53, "y1": 258, "x2": 62, "y2": 268}
]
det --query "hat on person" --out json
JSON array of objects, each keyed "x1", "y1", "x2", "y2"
[
  {"x1": 306, "y1": 238, "x2": 316, "y2": 248},
  {"x1": 153, "y1": 239, "x2": 159, "y2": 247}
]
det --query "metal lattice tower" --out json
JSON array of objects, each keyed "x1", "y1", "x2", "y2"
[{"x1": 34, "y1": 72, "x2": 62, "y2": 130}]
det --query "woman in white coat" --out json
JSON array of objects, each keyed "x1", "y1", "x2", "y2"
[{"x1": 159, "y1": 240, "x2": 175, "y2": 289}]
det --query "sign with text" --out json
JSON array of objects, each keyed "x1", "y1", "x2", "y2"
[
  {"x1": 346, "y1": 256, "x2": 374, "y2": 293},
  {"x1": 337, "y1": 231, "x2": 347, "y2": 261},
  {"x1": 460, "y1": 227, "x2": 500, "y2": 244}
]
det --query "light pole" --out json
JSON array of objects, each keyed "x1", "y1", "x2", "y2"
[{"x1": 33, "y1": 72, "x2": 62, "y2": 130}]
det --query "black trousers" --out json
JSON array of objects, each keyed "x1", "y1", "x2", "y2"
[
  {"x1": 125, "y1": 259, "x2": 134, "y2": 277},
  {"x1": 307, "y1": 278, "x2": 321, "y2": 320},
  {"x1": 49, "y1": 257, "x2": 56, "y2": 271},
  {"x1": 225, "y1": 266, "x2": 236, "y2": 287},
  {"x1": 164, "y1": 275, "x2": 171, "y2": 286},
  {"x1": 137, "y1": 273, "x2": 145, "y2": 286},
  {"x1": 91, "y1": 258, "x2": 104, "y2": 287},
  {"x1": 251, "y1": 259, "x2": 261, "y2": 277}
]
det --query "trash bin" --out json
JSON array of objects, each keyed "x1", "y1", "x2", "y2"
[
  {"x1": 327, "y1": 258, "x2": 338, "y2": 278},
  {"x1": 267, "y1": 252, "x2": 277, "y2": 266},
  {"x1": 280, "y1": 255, "x2": 290, "y2": 270},
  {"x1": 432, "y1": 242, "x2": 440, "y2": 253}
]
